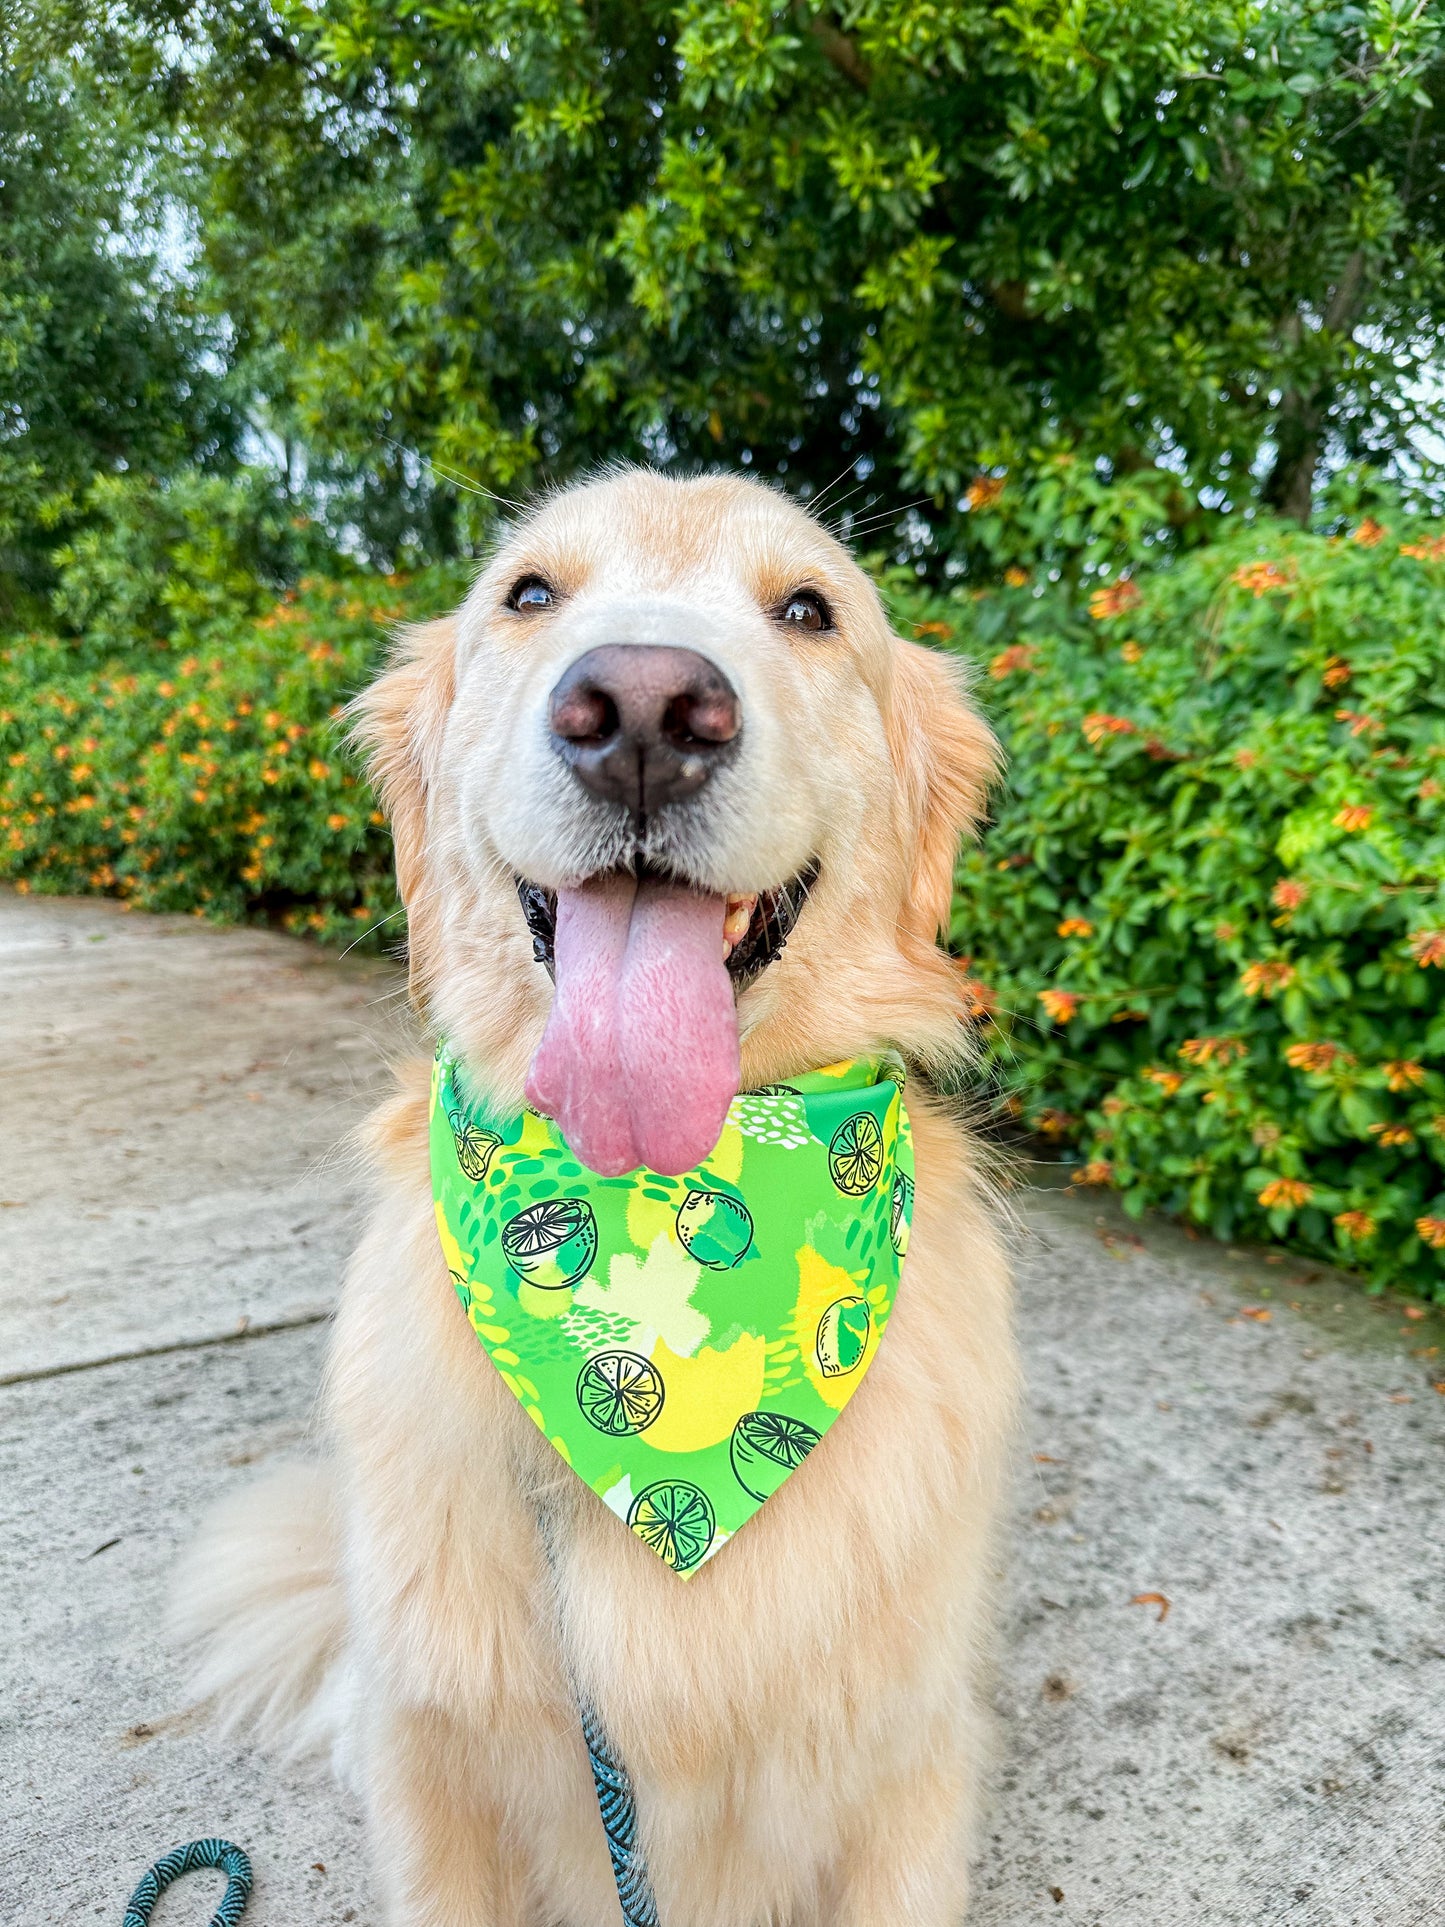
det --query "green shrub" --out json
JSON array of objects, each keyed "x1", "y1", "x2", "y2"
[
  {"x1": 0, "y1": 550, "x2": 467, "y2": 945},
  {"x1": 919, "y1": 497, "x2": 1445, "y2": 1298}
]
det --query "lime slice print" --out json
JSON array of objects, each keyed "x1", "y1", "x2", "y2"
[
  {"x1": 449, "y1": 1111, "x2": 501, "y2": 1183},
  {"x1": 890, "y1": 1171, "x2": 914, "y2": 1255},
  {"x1": 828, "y1": 1111, "x2": 884, "y2": 1195},
  {"x1": 675, "y1": 1189, "x2": 754, "y2": 1270},
  {"x1": 501, "y1": 1197, "x2": 598, "y2": 1288},
  {"x1": 816, "y1": 1295, "x2": 871, "y2": 1378},
  {"x1": 627, "y1": 1480, "x2": 715, "y2": 1573},
  {"x1": 576, "y1": 1350, "x2": 665, "y2": 1436},
  {"x1": 729, "y1": 1410, "x2": 822, "y2": 1501}
]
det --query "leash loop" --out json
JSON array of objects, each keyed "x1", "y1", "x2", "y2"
[{"x1": 122, "y1": 1839, "x2": 253, "y2": 1927}]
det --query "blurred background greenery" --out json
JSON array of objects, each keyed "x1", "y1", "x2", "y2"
[{"x1": 4, "y1": 0, "x2": 1445, "y2": 1290}]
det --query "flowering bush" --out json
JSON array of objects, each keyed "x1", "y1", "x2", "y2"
[
  {"x1": 918, "y1": 497, "x2": 1445, "y2": 1298},
  {"x1": 5, "y1": 469, "x2": 1445, "y2": 1296},
  {"x1": 0, "y1": 544, "x2": 467, "y2": 944}
]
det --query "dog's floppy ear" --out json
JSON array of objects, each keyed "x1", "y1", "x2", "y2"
[
  {"x1": 350, "y1": 616, "x2": 457, "y2": 1000},
  {"x1": 885, "y1": 637, "x2": 999, "y2": 944}
]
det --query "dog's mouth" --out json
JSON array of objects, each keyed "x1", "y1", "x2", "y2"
[
  {"x1": 516, "y1": 859, "x2": 819, "y2": 991},
  {"x1": 515, "y1": 860, "x2": 819, "y2": 1178}
]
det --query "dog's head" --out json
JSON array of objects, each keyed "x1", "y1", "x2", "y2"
[{"x1": 357, "y1": 468, "x2": 996, "y2": 1174}]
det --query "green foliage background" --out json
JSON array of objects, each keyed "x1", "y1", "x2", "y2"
[{"x1": 5, "y1": 2, "x2": 1445, "y2": 1292}]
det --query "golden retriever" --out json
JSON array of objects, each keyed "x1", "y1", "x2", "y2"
[{"x1": 176, "y1": 467, "x2": 1017, "y2": 1926}]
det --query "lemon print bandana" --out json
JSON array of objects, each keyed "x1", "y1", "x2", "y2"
[{"x1": 431, "y1": 1046, "x2": 914, "y2": 1577}]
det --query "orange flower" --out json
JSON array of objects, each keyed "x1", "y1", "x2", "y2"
[
  {"x1": 1088, "y1": 578, "x2": 1141, "y2": 620},
  {"x1": 1258, "y1": 1177, "x2": 1313, "y2": 1209},
  {"x1": 1003, "y1": 565, "x2": 1029, "y2": 588},
  {"x1": 1179, "y1": 1035, "x2": 1247, "y2": 1066},
  {"x1": 1409, "y1": 929, "x2": 1445, "y2": 968},
  {"x1": 1420, "y1": 778, "x2": 1443, "y2": 801},
  {"x1": 1333, "y1": 805, "x2": 1373, "y2": 832},
  {"x1": 1369, "y1": 1123, "x2": 1415, "y2": 1147},
  {"x1": 1120, "y1": 640, "x2": 1144, "y2": 664},
  {"x1": 1142, "y1": 1066, "x2": 1184, "y2": 1094},
  {"x1": 1285, "y1": 1040, "x2": 1351, "y2": 1073},
  {"x1": 1321, "y1": 656, "x2": 1352, "y2": 689},
  {"x1": 1334, "y1": 709, "x2": 1380, "y2": 738},
  {"x1": 1038, "y1": 989, "x2": 1080, "y2": 1023},
  {"x1": 1231, "y1": 560, "x2": 1293, "y2": 596},
  {"x1": 1071, "y1": 1160, "x2": 1114, "y2": 1186},
  {"x1": 308, "y1": 758, "x2": 331, "y2": 780},
  {"x1": 1382, "y1": 1060, "x2": 1426, "y2": 1093},
  {"x1": 959, "y1": 976, "x2": 997, "y2": 1021},
  {"x1": 1082, "y1": 711, "x2": 1137, "y2": 745},
  {"x1": 1034, "y1": 1108, "x2": 1077, "y2": 1137},
  {"x1": 1334, "y1": 1210, "x2": 1376, "y2": 1241},
  {"x1": 1239, "y1": 960, "x2": 1296, "y2": 999},
  {"x1": 989, "y1": 643, "x2": 1038, "y2": 679},
  {"x1": 1233, "y1": 748, "x2": 1259, "y2": 770},
  {"x1": 1057, "y1": 918, "x2": 1094, "y2": 938},
  {"x1": 965, "y1": 474, "x2": 1005, "y2": 511},
  {"x1": 327, "y1": 812, "x2": 349, "y2": 831},
  {"x1": 1399, "y1": 534, "x2": 1445, "y2": 562},
  {"x1": 1350, "y1": 518, "x2": 1386, "y2": 547},
  {"x1": 1416, "y1": 1216, "x2": 1445, "y2": 1249}
]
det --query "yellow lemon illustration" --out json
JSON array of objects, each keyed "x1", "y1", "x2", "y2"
[
  {"x1": 643, "y1": 1332, "x2": 766, "y2": 1453},
  {"x1": 793, "y1": 1245, "x2": 875, "y2": 1408}
]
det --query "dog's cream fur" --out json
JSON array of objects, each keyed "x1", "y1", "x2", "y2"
[{"x1": 175, "y1": 469, "x2": 1017, "y2": 1926}]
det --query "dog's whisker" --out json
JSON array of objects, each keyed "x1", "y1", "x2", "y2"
[{"x1": 378, "y1": 433, "x2": 523, "y2": 511}]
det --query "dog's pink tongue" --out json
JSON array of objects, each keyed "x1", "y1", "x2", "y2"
[{"x1": 525, "y1": 875, "x2": 739, "y2": 1177}]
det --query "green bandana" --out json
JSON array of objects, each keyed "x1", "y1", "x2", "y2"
[{"x1": 430, "y1": 1047, "x2": 914, "y2": 1577}]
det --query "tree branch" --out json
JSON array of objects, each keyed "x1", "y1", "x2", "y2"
[{"x1": 798, "y1": 8, "x2": 871, "y2": 91}]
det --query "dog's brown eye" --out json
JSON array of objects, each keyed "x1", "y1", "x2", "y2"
[
  {"x1": 776, "y1": 590, "x2": 830, "y2": 633},
  {"x1": 507, "y1": 576, "x2": 555, "y2": 612}
]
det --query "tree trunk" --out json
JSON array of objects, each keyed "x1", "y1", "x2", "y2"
[{"x1": 1263, "y1": 248, "x2": 1366, "y2": 526}]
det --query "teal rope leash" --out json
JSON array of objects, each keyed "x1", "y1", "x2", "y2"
[
  {"x1": 118, "y1": 1717, "x2": 649, "y2": 1924},
  {"x1": 122, "y1": 1839, "x2": 252, "y2": 1927},
  {"x1": 580, "y1": 1698, "x2": 660, "y2": 1927}
]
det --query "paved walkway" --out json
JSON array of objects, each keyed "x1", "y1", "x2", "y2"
[{"x1": 3, "y1": 891, "x2": 1442, "y2": 1926}]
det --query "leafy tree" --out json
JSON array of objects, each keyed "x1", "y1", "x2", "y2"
[
  {"x1": 140, "y1": 0, "x2": 1445, "y2": 568},
  {"x1": 0, "y1": 2, "x2": 239, "y2": 614}
]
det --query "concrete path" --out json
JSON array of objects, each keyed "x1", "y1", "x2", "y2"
[{"x1": 3, "y1": 891, "x2": 1442, "y2": 1926}]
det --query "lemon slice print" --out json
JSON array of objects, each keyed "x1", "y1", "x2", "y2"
[
  {"x1": 675, "y1": 1188, "x2": 754, "y2": 1269},
  {"x1": 729, "y1": 1410, "x2": 821, "y2": 1501},
  {"x1": 627, "y1": 1480, "x2": 715, "y2": 1572},
  {"x1": 576, "y1": 1350, "x2": 665, "y2": 1436},
  {"x1": 815, "y1": 1295, "x2": 871, "y2": 1377},
  {"x1": 501, "y1": 1197, "x2": 598, "y2": 1288},
  {"x1": 828, "y1": 1111, "x2": 884, "y2": 1195},
  {"x1": 449, "y1": 1111, "x2": 501, "y2": 1182},
  {"x1": 890, "y1": 1171, "x2": 914, "y2": 1255}
]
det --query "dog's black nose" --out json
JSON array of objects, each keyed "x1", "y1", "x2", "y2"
[{"x1": 548, "y1": 644, "x2": 742, "y2": 815}]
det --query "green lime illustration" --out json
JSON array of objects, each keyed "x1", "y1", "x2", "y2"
[
  {"x1": 828, "y1": 1110, "x2": 884, "y2": 1195},
  {"x1": 576, "y1": 1350, "x2": 665, "y2": 1436},
  {"x1": 449, "y1": 1111, "x2": 501, "y2": 1183},
  {"x1": 890, "y1": 1171, "x2": 914, "y2": 1255},
  {"x1": 501, "y1": 1197, "x2": 597, "y2": 1288},
  {"x1": 627, "y1": 1480, "x2": 715, "y2": 1573},
  {"x1": 815, "y1": 1295, "x2": 871, "y2": 1377},
  {"x1": 729, "y1": 1410, "x2": 822, "y2": 1501},
  {"x1": 675, "y1": 1188, "x2": 754, "y2": 1269}
]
